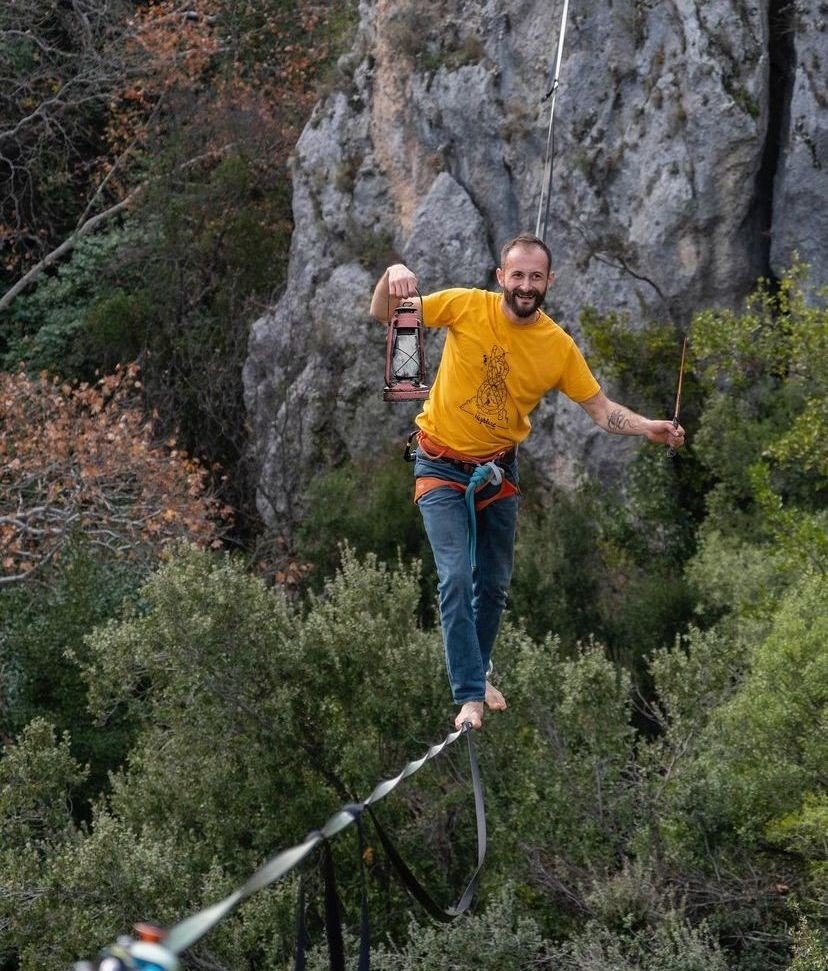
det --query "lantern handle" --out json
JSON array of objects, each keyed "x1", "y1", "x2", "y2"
[{"x1": 387, "y1": 288, "x2": 424, "y2": 328}]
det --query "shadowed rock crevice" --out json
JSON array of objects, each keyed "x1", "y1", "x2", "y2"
[{"x1": 748, "y1": 0, "x2": 798, "y2": 282}]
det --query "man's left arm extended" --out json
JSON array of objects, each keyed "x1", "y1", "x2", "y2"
[{"x1": 579, "y1": 390, "x2": 685, "y2": 448}]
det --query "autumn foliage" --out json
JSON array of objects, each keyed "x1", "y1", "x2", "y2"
[
  {"x1": 0, "y1": 363, "x2": 232, "y2": 584},
  {"x1": 1, "y1": 0, "x2": 356, "y2": 532},
  {"x1": 0, "y1": 0, "x2": 351, "y2": 282}
]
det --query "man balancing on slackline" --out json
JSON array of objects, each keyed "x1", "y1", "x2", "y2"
[{"x1": 370, "y1": 233, "x2": 686, "y2": 731}]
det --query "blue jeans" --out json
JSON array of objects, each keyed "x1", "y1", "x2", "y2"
[{"x1": 415, "y1": 451, "x2": 519, "y2": 704}]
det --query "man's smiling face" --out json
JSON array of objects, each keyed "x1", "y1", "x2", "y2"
[{"x1": 496, "y1": 244, "x2": 554, "y2": 321}]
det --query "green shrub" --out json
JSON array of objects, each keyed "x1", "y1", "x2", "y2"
[
  {"x1": 691, "y1": 262, "x2": 828, "y2": 539},
  {"x1": 702, "y1": 573, "x2": 827, "y2": 840},
  {"x1": 318, "y1": 885, "x2": 551, "y2": 971},
  {"x1": 0, "y1": 543, "x2": 147, "y2": 806},
  {"x1": 1, "y1": 538, "x2": 816, "y2": 969},
  {"x1": 512, "y1": 456, "x2": 696, "y2": 675},
  {"x1": 295, "y1": 446, "x2": 436, "y2": 606},
  {"x1": 787, "y1": 915, "x2": 828, "y2": 971},
  {"x1": 510, "y1": 479, "x2": 605, "y2": 648},
  {"x1": 551, "y1": 913, "x2": 728, "y2": 971},
  {"x1": 1, "y1": 228, "x2": 152, "y2": 378}
]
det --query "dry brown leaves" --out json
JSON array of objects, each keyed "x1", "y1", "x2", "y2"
[{"x1": 0, "y1": 363, "x2": 233, "y2": 584}]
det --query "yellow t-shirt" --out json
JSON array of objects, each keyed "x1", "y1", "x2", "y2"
[{"x1": 416, "y1": 288, "x2": 600, "y2": 455}]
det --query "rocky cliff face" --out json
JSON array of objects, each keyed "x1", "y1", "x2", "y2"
[{"x1": 243, "y1": 0, "x2": 827, "y2": 529}]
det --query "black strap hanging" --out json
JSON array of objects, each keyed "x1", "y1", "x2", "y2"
[
  {"x1": 293, "y1": 872, "x2": 309, "y2": 971},
  {"x1": 321, "y1": 838, "x2": 345, "y2": 971},
  {"x1": 366, "y1": 729, "x2": 486, "y2": 921},
  {"x1": 343, "y1": 804, "x2": 371, "y2": 971},
  {"x1": 292, "y1": 833, "x2": 345, "y2": 971},
  {"x1": 127, "y1": 724, "x2": 482, "y2": 967}
]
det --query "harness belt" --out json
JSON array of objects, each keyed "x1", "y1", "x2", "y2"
[{"x1": 414, "y1": 430, "x2": 516, "y2": 470}]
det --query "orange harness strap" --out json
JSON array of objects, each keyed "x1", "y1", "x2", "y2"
[
  {"x1": 413, "y1": 475, "x2": 519, "y2": 509},
  {"x1": 416, "y1": 430, "x2": 515, "y2": 466}
]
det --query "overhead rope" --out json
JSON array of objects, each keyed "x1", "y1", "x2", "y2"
[
  {"x1": 535, "y1": 0, "x2": 572, "y2": 244},
  {"x1": 75, "y1": 722, "x2": 485, "y2": 971}
]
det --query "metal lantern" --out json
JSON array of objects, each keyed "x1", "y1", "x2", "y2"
[{"x1": 383, "y1": 301, "x2": 429, "y2": 401}]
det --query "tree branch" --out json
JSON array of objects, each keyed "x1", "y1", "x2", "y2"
[
  {"x1": 0, "y1": 189, "x2": 142, "y2": 314},
  {"x1": 0, "y1": 141, "x2": 235, "y2": 314}
]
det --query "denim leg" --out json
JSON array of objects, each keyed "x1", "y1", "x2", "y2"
[
  {"x1": 415, "y1": 451, "x2": 519, "y2": 704},
  {"x1": 473, "y1": 494, "x2": 518, "y2": 677},
  {"x1": 417, "y1": 485, "x2": 484, "y2": 703}
]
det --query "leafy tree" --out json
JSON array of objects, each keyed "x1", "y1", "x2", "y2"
[
  {"x1": 701, "y1": 574, "x2": 826, "y2": 873},
  {"x1": 321, "y1": 885, "x2": 552, "y2": 970},
  {"x1": 787, "y1": 915, "x2": 828, "y2": 971},
  {"x1": 0, "y1": 0, "x2": 352, "y2": 298},
  {"x1": 0, "y1": 362, "x2": 234, "y2": 818},
  {"x1": 0, "y1": 718, "x2": 88, "y2": 968},
  {"x1": 0, "y1": 718, "x2": 87, "y2": 847},
  {"x1": 1, "y1": 228, "x2": 152, "y2": 375},
  {"x1": 27, "y1": 546, "x2": 455, "y2": 967},
  {"x1": 690, "y1": 261, "x2": 827, "y2": 560},
  {"x1": 0, "y1": 0, "x2": 136, "y2": 281},
  {"x1": 639, "y1": 577, "x2": 827, "y2": 971},
  {"x1": 0, "y1": 548, "x2": 676, "y2": 965},
  {"x1": 507, "y1": 459, "x2": 696, "y2": 680},
  {"x1": 2, "y1": 541, "x2": 821, "y2": 970},
  {"x1": 0, "y1": 544, "x2": 143, "y2": 805},
  {"x1": 0, "y1": 364, "x2": 231, "y2": 585},
  {"x1": 548, "y1": 913, "x2": 728, "y2": 971},
  {"x1": 510, "y1": 479, "x2": 605, "y2": 648},
  {"x1": 629, "y1": 265, "x2": 828, "y2": 971},
  {"x1": 1, "y1": 0, "x2": 359, "y2": 539},
  {"x1": 0, "y1": 718, "x2": 197, "y2": 971},
  {"x1": 294, "y1": 444, "x2": 435, "y2": 602}
]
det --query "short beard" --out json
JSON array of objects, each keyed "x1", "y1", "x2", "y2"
[{"x1": 504, "y1": 287, "x2": 545, "y2": 318}]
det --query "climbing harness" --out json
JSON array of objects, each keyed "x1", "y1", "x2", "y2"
[
  {"x1": 535, "y1": 0, "x2": 572, "y2": 243},
  {"x1": 417, "y1": 460, "x2": 513, "y2": 571},
  {"x1": 411, "y1": 431, "x2": 520, "y2": 569},
  {"x1": 412, "y1": 433, "x2": 519, "y2": 508},
  {"x1": 413, "y1": 430, "x2": 516, "y2": 471}
]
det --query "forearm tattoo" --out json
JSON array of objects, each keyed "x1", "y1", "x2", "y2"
[{"x1": 607, "y1": 409, "x2": 631, "y2": 433}]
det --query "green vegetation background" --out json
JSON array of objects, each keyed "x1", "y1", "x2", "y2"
[{"x1": 1, "y1": 2, "x2": 826, "y2": 970}]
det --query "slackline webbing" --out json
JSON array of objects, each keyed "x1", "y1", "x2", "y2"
[{"x1": 160, "y1": 721, "x2": 485, "y2": 957}]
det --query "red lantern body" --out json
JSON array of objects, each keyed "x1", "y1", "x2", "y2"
[{"x1": 383, "y1": 302, "x2": 429, "y2": 401}]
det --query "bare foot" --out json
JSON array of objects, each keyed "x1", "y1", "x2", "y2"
[
  {"x1": 485, "y1": 680, "x2": 507, "y2": 711},
  {"x1": 455, "y1": 700, "x2": 484, "y2": 731}
]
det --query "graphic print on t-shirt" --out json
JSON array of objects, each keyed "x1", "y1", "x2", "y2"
[{"x1": 461, "y1": 345, "x2": 510, "y2": 429}]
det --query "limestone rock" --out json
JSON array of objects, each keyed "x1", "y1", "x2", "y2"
[
  {"x1": 244, "y1": 0, "x2": 828, "y2": 531},
  {"x1": 770, "y1": 1, "x2": 828, "y2": 289}
]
